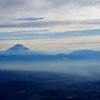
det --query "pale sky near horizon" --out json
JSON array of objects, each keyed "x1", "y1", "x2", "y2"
[{"x1": 0, "y1": 0, "x2": 100, "y2": 53}]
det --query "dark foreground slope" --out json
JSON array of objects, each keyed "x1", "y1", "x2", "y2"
[{"x1": 0, "y1": 70, "x2": 100, "y2": 100}]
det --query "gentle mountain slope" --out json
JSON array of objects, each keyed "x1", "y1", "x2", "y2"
[{"x1": 67, "y1": 50, "x2": 100, "y2": 59}]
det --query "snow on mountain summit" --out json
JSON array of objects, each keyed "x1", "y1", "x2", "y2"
[{"x1": 7, "y1": 44, "x2": 29, "y2": 51}]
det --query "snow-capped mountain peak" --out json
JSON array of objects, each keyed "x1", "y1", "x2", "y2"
[{"x1": 7, "y1": 44, "x2": 29, "y2": 51}]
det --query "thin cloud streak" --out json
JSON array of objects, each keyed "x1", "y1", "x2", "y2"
[
  {"x1": 16, "y1": 17, "x2": 44, "y2": 21},
  {"x1": 0, "y1": 36, "x2": 100, "y2": 53},
  {"x1": 0, "y1": 19, "x2": 100, "y2": 32},
  {"x1": 0, "y1": 29, "x2": 100, "y2": 40}
]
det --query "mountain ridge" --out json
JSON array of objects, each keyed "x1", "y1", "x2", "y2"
[{"x1": 0, "y1": 44, "x2": 100, "y2": 61}]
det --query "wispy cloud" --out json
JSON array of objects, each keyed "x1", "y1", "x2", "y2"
[
  {"x1": 0, "y1": 20, "x2": 71, "y2": 28},
  {"x1": 0, "y1": 29, "x2": 100, "y2": 40},
  {"x1": 16, "y1": 17, "x2": 44, "y2": 21},
  {"x1": 0, "y1": 19, "x2": 100, "y2": 32},
  {"x1": 0, "y1": 0, "x2": 100, "y2": 32},
  {"x1": 1, "y1": 35, "x2": 100, "y2": 53}
]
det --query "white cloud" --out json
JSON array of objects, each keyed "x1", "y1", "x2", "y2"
[
  {"x1": 0, "y1": 0, "x2": 100, "y2": 20},
  {"x1": 0, "y1": 0, "x2": 100, "y2": 52},
  {"x1": 0, "y1": 0, "x2": 100, "y2": 33}
]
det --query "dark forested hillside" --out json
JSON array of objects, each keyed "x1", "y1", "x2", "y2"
[{"x1": 0, "y1": 70, "x2": 100, "y2": 100}]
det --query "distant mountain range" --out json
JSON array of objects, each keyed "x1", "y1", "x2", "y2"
[{"x1": 0, "y1": 44, "x2": 100, "y2": 61}]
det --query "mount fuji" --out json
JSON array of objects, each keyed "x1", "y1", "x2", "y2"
[
  {"x1": 7, "y1": 44, "x2": 30, "y2": 51},
  {"x1": 0, "y1": 44, "x2": 44, "y2": 56}
]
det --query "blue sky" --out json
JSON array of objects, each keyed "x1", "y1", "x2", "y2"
[{"x1": 0, "y1": 0, "x2": 100, "y2": 53}]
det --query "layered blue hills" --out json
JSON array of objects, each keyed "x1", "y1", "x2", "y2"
[{"x1": 0, "y1": 44, "x2": 100, "y2": 61}]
